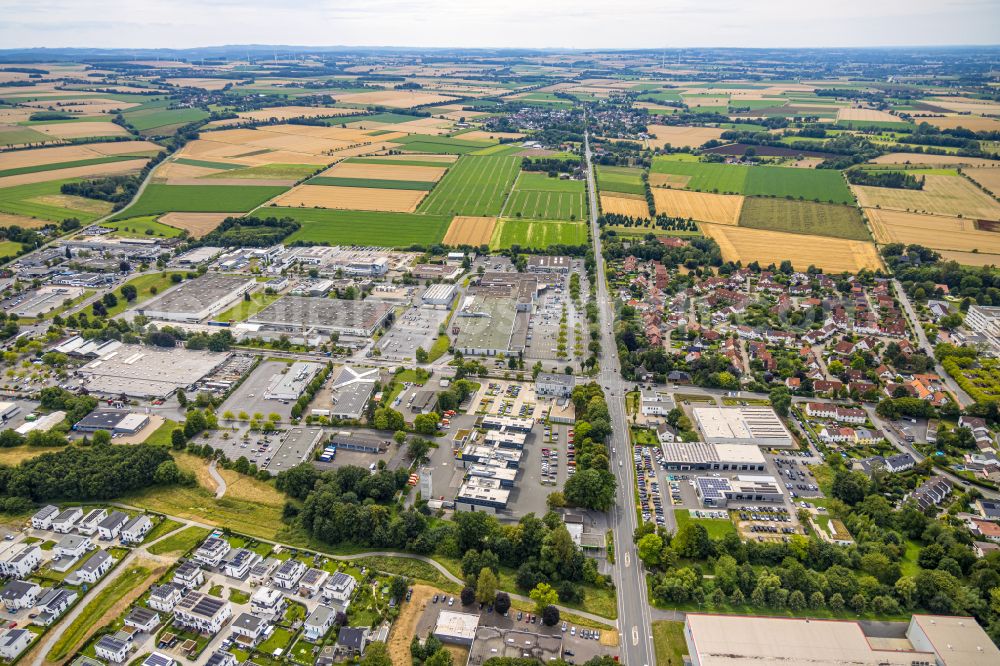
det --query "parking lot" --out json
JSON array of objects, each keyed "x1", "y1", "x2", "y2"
[
  {"x1": 378, "y1": 306, "x2": 449, "y2": 361},
  {"x1": 634, "y1": 445, "x2": 669, "y2": 527},
  {"x1": 769, "y1": 452, "x2": 824, "y2": 501},
  {"x1": 473, "y1": 381, "x2": 540, "y2": 420},
  {"x1": 219, "y1": 360, "x2": 298, "y2": 423},
  {"x1": 313, "y1": 441, "x2": 408, "y2": 473},
  {"x1": 524, "y1": 278, "x2": 583, "y2": 369}
]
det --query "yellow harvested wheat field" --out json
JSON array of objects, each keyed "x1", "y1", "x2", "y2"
[
  {"x1": 852, "y1": 175, "x2": 1000, "y2": 220},
  {"x1": 271, "y1": 185, "x2": 427, "y2": 212},
  {"x1": 865, "y1": 208, "x2": 1000, "y2": 254},
  {"x1": 237, "y1": 106, "x2": 362, "y2": 122},
  {"x1": 31, "y1": 121, "x2": 131, "y2": 139},
  {"x1": 158, "y1": 212, "x2": 234, "y2": 238},
  {"x1": 869, "y1": 153, "x2": 1000, "y2": 168},
  {"x1": 652, "y1": 189, "x2": 744, "y2": 225},
  {"x1": 702, "y1": 224, "x2": 883, "y2": 273},
  {"x1": 936, "y1": 250, "x2": 1000, "y2": 267},
  {"x1": 457, "y1": 130, "x2": 524, "y2": 142},
  {"x1": 648, "y1": 173, "x2": 692, "y2": 188},
  {"x1": 0, "y1": 141, "x2": 158, "y2": 170},
  {"x1": 155, "y1": 161, "x2": 225, "y2": 182},
  {"x1": 837, "y1": 108, "x2": 901, "y2": 123},
  {"x1": 601, "y1": 195, "x2": 650, "y2": 218},
  {"x1": 0, "y1": 213, "x2": 49, "y2": 228},
  {"x1": 321, "y1": 162, "x2": 446, "y2": 182},
  {"x1": 443, "y1": 216, "x2": 498, "y2": 245},
  {"x1": 964, "y1": 168, "x2": 1000, "y2": 196},
  {"x1": 333, "y1": 90, "x2": 458, "y2": 108},
  {"x1": 918, "y1": 116, "x2": 1000, "y2": 133},
  {"x1": 645, "y1": 125, "x2": 724, "y2": 149},
  {"x1": 0, "y1": 158, "x2": 148, "y2": 189}
]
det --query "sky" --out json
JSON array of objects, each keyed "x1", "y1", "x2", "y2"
[{"x1": 1, "y1": 0, "x2": 998, "y2": 50}]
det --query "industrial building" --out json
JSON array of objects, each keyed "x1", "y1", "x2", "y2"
[
  {"x1": 458, "y1": 443, "x2": 522, "y2": 469},
  {"x1": 74, "y1": 409, "x2": 149, "y2": 435},
  {"x1": 421, "y1": 284, "x2": 457, "y2": 308},
  {"x1": 327, "y1": 431, "x2": 389, "y2": 454},
  {"x1": 484, "y1": 429, "x2": 527, "y2": 449},
  {"x1": 660, "y1": 442, "x2": 767, "y2": 472},
  {"x1": 248, "y1": 296, "x2": 393, "y2": 338},
  {"x1": 695, "y1": 475, "x2": 783, "y2": 508},
  {"x1": 432, "y1": 611, "x2": 479, "y2": 645},
  {"x1": 481, "y1": 416, "x2": 534, "y2": 432},
  {"x1": 683, "y1": 613, "x2": 1000, "y2": 666},
  {"x1": 465, "y1": 465, "x2": 518, "y2": 488},
  {"x1": 137, "y1": 275, "x2": 256, "y2": 322},
  {"x1": 535, "y1": 372, "x2": 575, "y2": 398},
  {"x1": 7, "y1": 287, "x2": 85, "y2": 318},
  {"x1": 77, "y1": 344, "x2": 232, "y2": 398},
  {"x1": 263, "y1": 362, "x2": 323, "y2": 401},
  {"x1": 452, "y1": 294, "x2": 526, "y2": 357},
  {"x1": 455, "y1": 476, "x2": 510, "y2": 513},
  {"x1": 174, "y1": 247, "x2": 223, "y2": 266},
  {"x1": 526, "y1": 255, "x2": 572, "y2": 273},
  {"x1": 693, "y1": 406, "x2": 795, "y2": 449},
  {"x1": 329, "y1": 365, "x2": 379, "y2": 421}
]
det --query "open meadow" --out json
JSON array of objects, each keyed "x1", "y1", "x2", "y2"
[
  {"x1": 418, "y1": 155, "x2": 520, "y2": 216},
  {"x1": 491, "y1": 218, "x2": 587, "y2": 249},
  {"x1": 702, "y1": 223, "x2": 883, "y2": 273},
  {"x1": 650, "y1": 159, "x2": 853, "y2": 203},
  {"x1": 278, "y1": 208, "x2": 452, "y2": 247},
  {"x1": 597, "y1": 165, "x2": 646, "y2": 195},
  {"x1": 115, "y1": 183, "x2": 287, "y2": 217}
]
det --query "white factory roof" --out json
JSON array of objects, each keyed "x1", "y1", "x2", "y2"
[{"x1": 434, "y1": 611, "x2": 479, "y2": 641}]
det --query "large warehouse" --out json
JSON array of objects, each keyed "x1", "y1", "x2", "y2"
[
  {"x1": 683, "y1": 613, "x2": 1000, "y2": 666},
  {"x1": 248, "y1": 296, "x2": 393, "y2": 338},
  {"x1": 137, "y1": 275, "x2": 256, "y2": 323},
  {"x1": 78, "y1": 344, "x2": 232, "y2": 398},
  {"x1": 452, "y1": 295, "x2": 527, "y2": 357},
  {"x1": 660, "y1": 442, "x2": 766, "y2": 472},
  {"x1": 695, "y1": 475, "x2": 783, "y2": 508},
  {"x1": 692, "y1": 406, "x2": 795, "y2": 449}
]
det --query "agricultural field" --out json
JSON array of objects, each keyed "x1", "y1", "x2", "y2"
[
  {"x1": 0, "y1": 179, "x2": 113, "y2": 223},
  {"x1": 597, "y1": 165, "x2": 646, "y2": 196},
  {"x1": 393, "y1": 133, "x2": 493, "y2": 154},
  {"x1": 0, "y1": 153, "x2": 152, "y2": 180},
  {"x1": 869, "y1": 153, "x2": 1000, "y2": 168},
  {"x1": 650, "y1": 159, "x2": 854, "y2": 203},
  {"x1": 652, "y1": 189, "x2": 744, "y2": 225},
  {"x1": 307, "y1": 177, "x2": 431, "y2": 190},
  {"x1": 271, "y1": 184, "x2": 427, "y2": 212},
  {"x1": 203, "y1": 163, "x2": 319, "y2": 181},
  {"x1": 852, "y1": 174, "x2": 1000, "y2": 220},
  {"x1": 29, "y1": 119, "x2": 131, "y2": 140},
  {"x1": 645, "y1": 124, "x2": 724, "y2": 149},
  {"x1": 418, "y1": 155, "x2": 520, "y2": 216},
  {"x1": 865, "y1": 208, "x2": 1000, "y2": 255},
  {"x1": 319, "y1": 161, "x2": 447, "y2": 182},
  {"x1": 503, "y1": 172, "x2": 585, "y2": 220},
  {"x1": 601, "y1": 194, "x2": 650, "y2": 218},
  {"x1": 443, "y1": 216, "x2": 498, "y2": 246},
  {"x1": 157, "y1": 212, "x2": 232, "y2": 237},
  {"x1": 101, "y1": 216, "x2": 183, "y2": 238},
  {"x1": 346, "y1": 155, "x2": 457, "y2": 168},
  {"x1": 964, "y1": 168, "x2": 1000, "y2": 196},
  {"x1": 491, "y1": 219, "x2": 588, "y2": 249},
  {"x1": 0, "y1": 125, "x2": 52, "y2": 147},
  {"x1": 0, "y1": 157, "x2": 148, "y2": 189},
  {"x1": 702, "y1": 224, "x2": 883, "y2": 273},
  {"x1": 738, "y1": 198, "x2": 870, "y2": 240},
  {"x1": 115, "y1": 183, "x2": 287, "y2": 218},
  {"x1": 278, "y1": 208, "x2": 452, "y2": 247}
]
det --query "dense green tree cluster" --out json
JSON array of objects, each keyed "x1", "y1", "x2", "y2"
[{"x1": 562, "y1": 383, "x2": 616, "y2": 511}]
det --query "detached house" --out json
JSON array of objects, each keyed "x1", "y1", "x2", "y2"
[
  {"x1": 323, "y1": 572, "x2": 357, "y2": 612},
  {"x1": 0, "y1": 580, "x2": 40, "y2": 610},
  {"x1": 222, "y1": 548, "x2": 261, "y2": 580},
  {"x1": 120, "y1": 515, "x2": 153, "y2": 544},
  {"x1": 32, "y1": 588, "x2": 77, "y2": 626},
  {"x1": 77, "y1": 508, "x2": 107, "y2": 536},
  {"x1": 51, "y1": 507, "x2": 83, "y2": 533},
  {"x1": 95, "y1": 634, "x2": 131, "y2": 663},
  {"x1": 304, "y1": 605, "x2": 337, "y2": 641},
  {"x1": 148, "y1": 584, "x2": 183, "y2": 613},
  {"x1": 31, "y1": 505, "x2": 59, "y2": 530},
  {"x1": 193, "y1": 537, "x2": 231, "y2": 568},
  {"x1": 0, "y1": 629, "x2": 32, "y2": 661},
  {"x1": 75, "y1": 550, "x2": 114, "y2": 584},
  {"x1": 173, "y1": 591, "x2": 232, "y2": 634},
  {"x1": 250, "y1": 586, "x2": 285, "y2": 620},
  {"x1": 272, "y1": 559, "x2": 306, "y2": 590},
  {"x1": 173, "y1": 561, "x2": 204, "y2": 589},
  {"x1": 0, "y1": 543, "x2": 40, "y2": 579},
  {"x1": 97, "y1": 511, "x2": 128, "y2": 540}
]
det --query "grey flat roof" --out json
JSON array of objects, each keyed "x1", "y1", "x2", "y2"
[
  {"x1": 139, "y1": 275, "x2": 253, "y2": 316},
  {"x1": 248, "y1": 295, "x2": 393, "y2": 333}
]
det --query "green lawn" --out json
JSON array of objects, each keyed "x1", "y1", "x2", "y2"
[
  {"x1": 214, "y1": 292, "x2": 280, "y2": 322},
  {"x1": 418, "y1": 155, "x2": 520, "y2": 216},
  {"x1": 113, "y1": 184, "x2": 287, "y2": 218},
  {"x1": 146, "y1": 526, "x2": 211, "y2": 556},
  {"x1": 143, "y1": 517, "x2": 183, "y2": 543},
  {"x1": 230, "y1": 588, "x2": 251, "y2": 604},
  {"x1": 257, "y1": 627, "x2": 295, "y2": 655},
  {"x1": 47, "y1": 565, "x2": 153, "y2": 661},
  {"x1": 0, "y1": 240, "x2": 25, "y2": 259},
  {"x1": 652, "y1": 621, "x2": 688, "y2": 666},
  {"x1": 103, "y1": 272, "x2": 190, "y2": 317},
  {"x1": 101, "y1": 216, "x2": 183, "y2": 238},
  {"x1": 673, "y1": 510, "x2": 737, "y2": 539},
  {"x1": 737, "y1": 198, "x2": 869, "y2": 241},
  {"x1": 649, "y1": 160, "x2": 853, "y2": 203},
  {"x1": 143, "y1": 418, "x2": 178, "y2": 446},
  {"x1": 490, "y1": 219, "x2": 588, "y2": 249},
  {"x1": 0, "y1": 179, "x2": 113, "y2": 223},
  {"x1": 279, "y1": 208, "x2": 452, "y2": 247}
]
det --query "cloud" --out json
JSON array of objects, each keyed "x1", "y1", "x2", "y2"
[{"x1": 0, "y1": 0, "x2": 997, "y2": 49}]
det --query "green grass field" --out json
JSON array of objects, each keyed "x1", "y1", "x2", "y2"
[
  {"x1": 124, "y1": 99, "x2": 210, "y2": 132},
  {"x1": 104, "y1": 272, "x2": 190, "y2": 317},
  {"x1": 146, "y1": 526, "x2": 212, "y2": 556},
  {"x1": 101, "y1": 216, "x2": 183, "y2": 238},
  {"x1": 278, "y1": 208, "x2": 452, "y2": 247},
  {"x1": 394, "y1": 134, "x2": 494, "y2": 154},
  {"x1": 597, "y1": 165, "x2": 646, "y2": 195},
  {"x1": 0, "y1": 240, "x2": 24, "y2": 259},
  {"x1": 355, "y1": 112, "x2": 426, "y2": 124},
  {"x1": 491, "y1": 219, "x2": 588, "y2": 249},
  {"x1": 673, "y1": 509, "x2": 737, "y2": 538},
  {"x1": 0, "y1": 179, "x2": 112, "y2": 222},
  {"x1": 143, "y1": 518, "x2": 183, "y2": 543},
  {"x1": 0, "y1": 125, "x2": 50, "y2": 147},
  {"x1": 0, "y1": 154, "x2": 155, "y2": 179},
  {"x1": 653, "y1": 621, "x2": 688, "y2": 666},
  {"x1": 470, "y1": 143, "x2": 526, "y2": 156},
  {"x1": 504, "y1": 172, "x2": 585, "y2": 220},
  {"x1": 650, "y1": 159, "x2": 853, "y2": 203},
  {"x1": 307, "y1": 176, "x2": 430, "y2": 190},
  {"x1": 738, "y1": 198, "x2": 870, "y2": 241},
  {"x1": 174, "y1": 158, "x2": 240, "y2": 170},
  {"x1": 206, "y1": 163, "x2": 318, "y2": 180},
  {"x1": 114, "y1": 184, "x2": 286, "y2": 218},
  {"x1": 47, "y1": 565, "x2": 153, "y2": 661},
  {"x1": 418, "y1": 155, "x2": 520, "y2": 216},
  {"x1": 214, "y1": 292, "x2": 280, "y2": 322}
]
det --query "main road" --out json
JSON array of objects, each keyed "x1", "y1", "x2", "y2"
[{"x1": 584, "y1": 130, "x2": 657, "y2": 666}]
